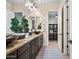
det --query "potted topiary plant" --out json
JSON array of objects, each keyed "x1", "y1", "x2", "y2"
[
  {"x1": 10, "y1": 16, "x2": 29, "y2": 39},
  {"x1": 21, "y1": 16, "x2": 29, "y2": 38},
  {"x1": 21, "y1": 16, "x2": 29, "y2": 33},
  {"x1": 10, "y1": 17, "x2": 22, "y2": 33}
]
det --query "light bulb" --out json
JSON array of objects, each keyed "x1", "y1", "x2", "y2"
[
  {"x1": 25, "y1": 3, "x2": 28, "y2": 7},
  {"x1": 28, "y1": 6, "x2": 31, "y2": 9},
  {"x1": 30, "y1": 3, "x2": 33, "y2": 6},
  {"x1": 55, "y1": 15, "x2": 57, "y2": 18}
]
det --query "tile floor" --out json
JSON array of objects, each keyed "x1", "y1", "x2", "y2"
[{"x1": 36, "y1": 40, "x2": 69, "y2": 59}]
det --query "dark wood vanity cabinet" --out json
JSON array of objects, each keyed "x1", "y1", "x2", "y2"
[
  {"x1": 31, "y1": 37, "x2": 40, "y2": 59},
  {"x1": 17, "y1": 43, "x2": 31, "y2": 59},
  {"x1": 31, "y1": 34, "x2": 43, "y2": 59},
  {"x1": 30, "y1": 34, "x2": 43, "y2": 59},
  {"x1": 6, "y1": 34, "x2": 43, "y2": 59}
]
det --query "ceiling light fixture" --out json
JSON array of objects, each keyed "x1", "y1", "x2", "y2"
[{"x1": 25, "y1": 0, "x2": 39, "y2": 13}]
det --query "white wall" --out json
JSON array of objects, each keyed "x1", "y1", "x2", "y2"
[
  {"x1": 48, "y1": 16, "x2": 57, "y2": 24},
  {"x1": 6, "y1": 10, "x2": 14, "y2": 34},
  {"x1": 6, "y1": 1, "x2": 15, "y2": 34},
  {"x1": 42, "y1": 12, "x2": 49, "y2": 46},
  {"x1": 58, "y1": 7, "x2": 62, "y2": 52}
]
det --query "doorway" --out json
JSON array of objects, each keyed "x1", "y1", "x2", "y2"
[
  {"x1": 49, "y1": 24, "x2": 58, "y2": 40},
  {"x1": 48, "y1": 11, "x2": 58, "y2": 41}
]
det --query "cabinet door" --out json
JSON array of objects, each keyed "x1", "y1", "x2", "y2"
[
  {"x1": 18, "y1": 43, "x2": 30, "y2": 56},
  {"x1": 18, "y1": 48, "x2": 31, "y2": 59},
  {"x1": 40, "y1": 35, "x2": 43, "y2": 48},
  {"x1": 31, "y1": 39, "x2": 36, "y2": 59},
  {"x1": 36, "y1": 37, "x2": 39, "y2": 52},
  {"x1": 6, "y1": 50, "x2": 17, "y2": 59}
]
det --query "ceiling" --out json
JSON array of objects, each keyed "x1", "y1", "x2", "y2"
[
  {"x1": 7, "y1": 0, "x2": 61, "y2": 4},
  {"x1": 7, "y1": 0, "x2": 26, "y2": 4},
  {"x1": 7, "y1": 0, "x2": 61, "y2": 10},
  {"x1": 40, "y1": 0, "x2": 60, "y2": 4}
]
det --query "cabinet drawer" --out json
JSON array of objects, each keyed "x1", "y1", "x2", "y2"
[
  {"x1": 18, "y1": 48, "x2": 31, "y2": 59},
  {"x1": 18, "y1": 43, "x2": 30, "y2": 56}
]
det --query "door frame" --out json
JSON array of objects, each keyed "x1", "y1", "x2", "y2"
[{"x1": 61, "y1": 7, "x2": 64, "y2": 52}]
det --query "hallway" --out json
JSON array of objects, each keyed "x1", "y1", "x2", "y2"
[{"x1": 36, "y1": 40, "x2": 69, "y2": 59}]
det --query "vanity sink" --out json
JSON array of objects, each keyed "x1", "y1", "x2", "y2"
[
  {"x1": 33, "y1": 31, "x2": 40, "y2": 34},
  {"x1": 18, "y1": 35, "x2": 26, "y2": 39},
  {"x1": 12, "y1": 33, "x2": 26, "y2": 39},
  {"x1": 6, "y1": 35, "x2": 18, "y2": 45}
]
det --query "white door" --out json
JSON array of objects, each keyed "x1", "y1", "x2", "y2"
[{"x1": 64, "y1": 0, "x2": 72, "y2": 55}]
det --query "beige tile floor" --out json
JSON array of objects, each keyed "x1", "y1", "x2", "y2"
[{"x1": 36, "y1": 40, "x2": 69, "y2": 59}]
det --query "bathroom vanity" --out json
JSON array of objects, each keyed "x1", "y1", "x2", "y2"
[{"x1": 6, "y1": 32, "x2": 43, "y2": 59}]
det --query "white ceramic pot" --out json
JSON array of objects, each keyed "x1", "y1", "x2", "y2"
[
  {"x1": 25, "y1": 33, "x2": 29, "y2": 38},
  {"x1": 12, "y1": 33, "x2": 26, "y2": 36}
]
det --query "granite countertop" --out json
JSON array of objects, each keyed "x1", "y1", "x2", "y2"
[{"x1": 6, "y1": 32, "x2": 43, "y2": 55}]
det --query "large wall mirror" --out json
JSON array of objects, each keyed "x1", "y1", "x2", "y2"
[{"x1": 30, "y1": 17, "x2": 42, "y2": 32}]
